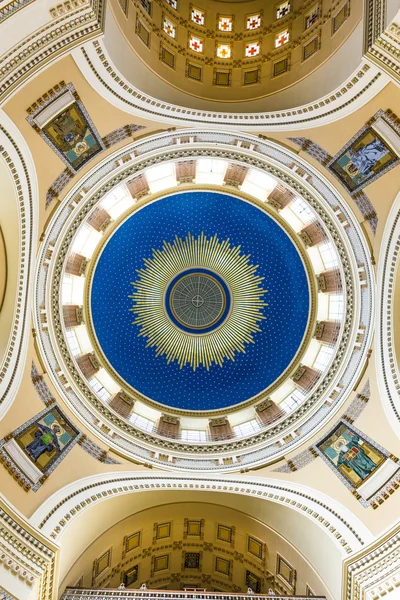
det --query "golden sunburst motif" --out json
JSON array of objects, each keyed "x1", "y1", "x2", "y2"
[{"x1": 129, "y1": 233, "x2": 268, "y2": 370}]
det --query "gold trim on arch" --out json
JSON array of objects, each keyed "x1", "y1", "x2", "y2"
[{"x1": 83, "y1": 185, "x2": 317, "y2": 417}]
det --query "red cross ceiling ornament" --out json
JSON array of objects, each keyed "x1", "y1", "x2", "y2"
[
  {"x1": 245, "y1": 42, "x2": 260, "y2": 57},
  {"x1": 218, "y1": 17, "x2": 233, "y2": 32},
  {"x1": 191, "y1": 8, "x2": 205, "y2": 26},
  {"x1": 216, "y1": 44, "x2": 232, "y2": 59},
  {"x1": 275, "y1": 30, "x2": 290, "y2": 47},
  {"x1": 189, "y1": 35, "x2": 203, "y2": 52},
  {"x1": 246, "y1": 14, "x2": 261, "y2": 30}
]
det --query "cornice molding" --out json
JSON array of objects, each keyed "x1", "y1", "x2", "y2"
[
  {"x1": 0, "y1": 494, "x2": 58, "y2": 600},
  {"x1": 343, "y1": 520, "x2": 400, "y2": 600},
  {"x1": 29, "y1": 472, "x2": 373, "y2": 554},
  {"x1": 73, "y1": 39, "x2": 389, "y2": 130},
  {"x1": 0, "y1": 0, "x2": 105, "y2": 106}
]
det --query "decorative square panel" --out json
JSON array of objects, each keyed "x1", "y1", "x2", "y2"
[
  {"x1": 305, "y1": 4, "x2": 319, "y2": 29},
  {"x1": 246, "y1": 570, "x2": 261, "y2": 593},
  {"x1": 123, "y1": 564, "x2": 139, "y2": 587},
  {"x1": 92, "y1": 548, "x2": 111, "y2": 582},
  {"x1": 137, "y1": 19, "x2": 150, "y2": 46},
  {"x1": 216, "y1": 44, "x2": 232, "y2": 59},
  {"x1": 191, "y1": 7, "x2": 205, "y2": 26},
  {"x1": 275, "y1": 30, "x2": 289, "y2": 47},
  {"x1": 187, "y1": 62, "x2": 202, "y2": 81},
  {"x1": 163, "y1": 18, "x2": 176, "y2": 38},
  {"x1": 153, "y1": 554, "x2": 169, "y2": 572},
  {"x1": 243, "y1": 69, "x2": 259, "y2": 85},
  {"x1": 216, "y1": 524, "x2": 233, "y2": 543},
  {"x1": 214, "y1": 71, "x2": 231, "y2": 86},
  {"x1": 246, "y1": 13, "x2": 261, "y2": 30},
  {"x1": 124, "y1": 531, "x2": 141, "y2": 556},
  {"x1": 276, "y1": 554, "x2": 296, "y2": 592},
  {"x1": 215, "y1": 556, "x2": 231, "y2": 576},
  {"x1": 189, "y1": 35, "x2": 203, "y2": 53},
  {"x1": 332, "y1": 2, "x2": 350, "y2": 33},
  {"x1": 247, "y1": 536, "x2": 263, "y2": 559},
  {"x1": 245, "y1": 42, "x2": 260, "y2": 58},
  {"x1": 185, "y1": 519, "x2": 203, "y2": 537},
  {"x1": 184, "y1": 552, "x2": 201, "y2": 569},
  {"x1": 303, "y1": 36, "x2": 319, "y2": 60},
  {"x1": 273, "y1": 55, "x2": 289, "y2": 76},
  {"x1": 140, "y1": 0, "x2": 151, "y2": 15},
  {"x1": 218, "y1": 16, "x2": 233, "y2": 32},
  {"x1": 276, "y1": 1, "x2": 290, "y2": 19},
  {"x1": 161, "y1": 46, "x2": 175, "y2": 68},
  {"x1": 155, "y1": 522, "x2": 171, "y2": 539}
]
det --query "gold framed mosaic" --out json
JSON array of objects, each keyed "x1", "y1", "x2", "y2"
[
  {"x1": 246, "y1": 570, "x2": 262, "y2": 593},
  {"x1": 154, "y1": 521, "x2": 172, "y2": 541},
  {"x1": 332, "y1": 1, "x2": 350, "y2": 34},
  {"x1": 276, "y1": 554, "x2": 296, "y2": 592},
  {"x1": 183, "y1": 551, "x2": 202, "y2": 570},
  {"x1": 216, "y1": 524, "x2": 234, "y2": 545},
  {"x1": 92, "y1": 548, "x2": 111, "y2": 583},
  {"x1": 214, "y1": 70, "x2": 231, "y2": 87},
  {"x1": 161, "y1": 45, "x2": 175, "y2": 69},
  {"x1": 123, "y1": 531, "x2": 141, "y2": 558},
  {"x1": 247, "y1": 535, "x2": 264, "y2": 560},
  {"x1": 303, "y1": 36, "x2": 319, "y2": 61},
  {"x1": 136, "y1": 17, "x2": 150, "y2": 47},
  {"x1": 152, "y1": 554, "x2": 170, "y2": 573},
  {"x1": 215, "y1": 556, "x2": 232, "y2": 578},
  {"x1": 273, "y1": 55, "x2": 289, "y2": 77},
  {"x1": 123, "y1": 564, "x2": 139, "y2": 586},
  {"x1": 184, "y1": 518, "x2": 204, "y2": 538},
  {"x1": 186, "y1": 61, "x2": 202, "y2": 81},
  {"x1": 243, "y1": 69, "x2": 259, "y2": 85}
]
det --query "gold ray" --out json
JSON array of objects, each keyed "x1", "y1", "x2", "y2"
[{"x1": 130, "y1": 233, "x2": 268, "y2": 370}]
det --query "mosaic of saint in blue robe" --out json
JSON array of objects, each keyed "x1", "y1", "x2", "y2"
[
  {"x1": 16, "y1": 407, "x2": 79, "y2": 472},
  {"x1": 317, "y1": 423, "x2": 385, "y2": 487},
  {"x1": 25, "y1": 423, "x2": 61, "y2": 462},
  {"x1": 337, "y1": 435, "x2": 378, "y2": 480}
]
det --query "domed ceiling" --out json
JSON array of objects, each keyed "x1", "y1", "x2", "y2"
[{"x1": 88, "y1": 190, "x2": 311, "y2": 411}]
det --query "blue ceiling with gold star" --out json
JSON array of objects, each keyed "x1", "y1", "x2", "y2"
[{"x1": 90, "y1": 191, "x2": 310, "y2": 412}]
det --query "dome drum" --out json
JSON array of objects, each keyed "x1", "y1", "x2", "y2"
[{"x1": 35, "y1": 130, "x2": 374, "y2": 470}]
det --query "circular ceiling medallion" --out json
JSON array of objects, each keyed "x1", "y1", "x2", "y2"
[
  {"x1": 130, "y1": 234, "x2": 267, "y2": 370},
  {"x1": 88, "y1": 191, "x2": 313, "y2": 412},
  {"x1": 167, "y1": 269, "x2": 229, "y2": 332}
]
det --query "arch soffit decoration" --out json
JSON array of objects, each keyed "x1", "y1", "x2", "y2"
[
  {"x1": 376, "y1": 189, "x2": 400, "y2": 438},
  {"x1": 29, "y1": 473, "x2": 374, "y2": 561},
  {"x1": 0, "y1": 109, "x2": 38, "y2": 420},
  {"x1": 34, "y1": 129, "x2": 375, "y2": 471},
  {"x1": 73, "y1": 40, "x2": 389, "y2": 131}
]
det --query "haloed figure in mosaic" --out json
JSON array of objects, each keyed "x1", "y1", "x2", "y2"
[
  {"x1": 336, "y1": 434, "x2": 378, "y2": 480},
  {"x1": 317, "y1": 422, "x2": 385, "y2": 487},
  {"x1": 328, "y1": 112, "x2": 400, "y2": 193},
  {"x1": 14, "y1": 406, "x2": 80, "y2": 473}
]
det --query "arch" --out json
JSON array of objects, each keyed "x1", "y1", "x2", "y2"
[{"x1": 30, "y1": 472, "x2": 374, "y2": 600}]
